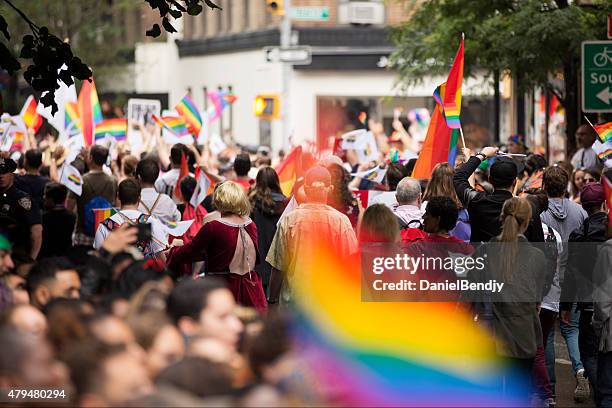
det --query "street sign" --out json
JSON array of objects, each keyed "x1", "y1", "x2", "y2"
[
  {"x1": 263, "y1": 46, "x2": 312, "y2": 65},
  {"x1": 582, "y1": 41, "x2": 612, "y2": 112},
  {"x1": 290, "y1": 6, "x2": 330, "y2": 21}
]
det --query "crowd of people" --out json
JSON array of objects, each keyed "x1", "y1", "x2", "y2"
[{"x1": 0, "y1": 113, "x2": 611, "y2": 407}]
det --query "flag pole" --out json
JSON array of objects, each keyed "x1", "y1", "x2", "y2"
[
  {"x1": 584, "y1": 115, "x2": 596, "y2": 130},
  {"x1": 459, "y1": 126, "x2": 467, "y2": 149}
]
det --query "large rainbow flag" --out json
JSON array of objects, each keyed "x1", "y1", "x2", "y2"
[
  {"x1": 275, "y1": 145, "x2": 303, "y2": 196},
  {"x1": 412, "y1": 36, "x2": 464, "y2": 179},
  {"x1": 94, "y1": 118, "x2": 127, "y2": 142},
  {"x1": 593, "y1": 121, "x2": 612, "y2": 143},
  {"x1": 175, "y1": 95, "x2": 202, "y2": 136},
  {"x1": 290, "y1": 240, "x2": 528, "y2": 406},
  {"x1": 78, "y1": 79, "x2": 103, "y2": 146},
  {"x1": 65, "y1": 101, "x2": 81, "y2": 133}
]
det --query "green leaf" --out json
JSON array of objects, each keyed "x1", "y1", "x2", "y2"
[
  {"x1": 146, "y1": 24, "x2": 162, "y2": 37},
  {"x1": 203, "y1": 0, "x2": 221, "y2": 10},
  {"x1": 169, "y1": 9, "x2": 182, "y2": 19},
  {"x1": 0, "y1": 16, "x2": 10, "y2": 40},
  {"x1": 187, "y1": 3, "x2": 203, "y2": 15}
]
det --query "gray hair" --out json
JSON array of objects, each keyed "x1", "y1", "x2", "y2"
[{"x1": 395, "y1": 177, "x2": 421, "y2": 205}]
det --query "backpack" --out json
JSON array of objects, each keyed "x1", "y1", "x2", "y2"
[
  {"x1": 397, "y1": 218, "x2": 427, "y2": 243},
  {"x1": 540, "y1": 224, "x2": 559, "y2": 298},
  {"x1": 84, "y1": 196, "x2": 112, "y2": 237}
]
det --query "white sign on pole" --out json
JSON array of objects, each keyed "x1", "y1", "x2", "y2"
[{"x1": 264, "y1": 46, "x2": 312, "y2": 65}]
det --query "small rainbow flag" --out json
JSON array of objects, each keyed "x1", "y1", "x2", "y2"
[
  {"x1": 20, "y1": 96, "x2": 42, "y2": 132},
  {"x1": 94, "y1": 118, "x2": 127, "y2": 141},
  {"x1": 68, "y1": 174, "x2": 82, "y2": 186},
  {"x1": 594, "y1": 121, "x2": 612, "y2": 143},
  {"x1": 11, "y1": 131, "x2": 24, "y2": 151},
  {"x1": 93, "y1": 208, "x2": 117, "y2": 234},
  {"x1": 151, "y1": 114, "x2": 190, "y2": 136},
  {"x1": 598, "y1": 148, "x2": 612, "y2": 161},
  {"x1": 208, "y1": 91, "x2": 237, "y2": 122},
  {"x1": 78, "y1": 79, "x2": 103, "y2": 146},
  {"x1": 175, "y1": 95, "x2": 202, "y2": 136}
]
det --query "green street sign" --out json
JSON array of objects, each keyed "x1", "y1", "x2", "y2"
[
  {"x1": 290, "y1": 6, "x2": 330, "y2": 21},
  {"x1": 582, "y1": 41, "x2": 612, "y2": 112}
]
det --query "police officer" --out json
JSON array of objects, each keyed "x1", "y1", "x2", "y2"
[{"x1": 0, "y1": 157, "x2": 42, "y2": 260}]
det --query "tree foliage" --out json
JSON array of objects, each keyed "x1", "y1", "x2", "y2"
[
  {"x1": 390, "y1": 0, "x2": 610, "y2": 100},
  {"x1": 0, "y1": 0, "x2": 220, "y2": 113}
]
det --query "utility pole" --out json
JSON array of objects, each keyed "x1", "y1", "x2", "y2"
[{"x1": 280, "y1": 0, "x2": 292, "y2": 151}]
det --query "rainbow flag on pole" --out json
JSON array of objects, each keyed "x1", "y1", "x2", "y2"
[
  {"x1": 175, "y1": 95, "x2": 202, "y2": 136},
  {"x1": 20, "y1": 95, "x2": 42, "y2": 132},
  {"x1": 593, "y1": 121, "x2": 612, "y2": 143},
  {"x1": 275, "y1": 145, "x2": 302, "y2": 196},
  {"x1": 412, "y1": 36, "x2": 464, "y2": 178},
  {"x1": 78, "y1": 79, "x2": 103, "y2": 146},
  {"x1": 94, "y1": 118, "x2": 127, "y2": 141},
  {"x1": 208, "y1": 91, "x2": 237, "y2": 122},
  {"x1": 151, "y1": 114, "x2": 190, "y2": 136}
]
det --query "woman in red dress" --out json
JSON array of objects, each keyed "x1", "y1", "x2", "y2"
[{"x1": 167, "y1": 181, "x2": 267, "y2": 313}]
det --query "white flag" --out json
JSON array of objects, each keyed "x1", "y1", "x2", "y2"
[
  {"x1": 59, "y1": 163, "x2": 83, "y2": 196},
  {"x1": 190, "y1": 168, "x2": 213, "y2": 208},
  {"x1": 36, "y1": 65, "x2": 78, "y2": 133},
  {"x1": 161, "y1": 219, "x2": 194, "y2": 237},
  {"x1": 277, "y1": 195, "x2": 298, "y2": 226},
  {"x1": 351, "y1": 166, "x2": 387, "y2": 184},
  {"x1": 340, "y1": 129, "x2": 369, "y2": 150}
]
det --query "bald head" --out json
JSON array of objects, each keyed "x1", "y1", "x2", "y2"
[
  {"x1": 576, "y1": 124, "x2": 597, "y2": 148},
  {"x1": 396, "y1": 177, "x2": 421, "y2": 206}
]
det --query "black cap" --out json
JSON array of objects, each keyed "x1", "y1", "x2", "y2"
[
  {"x1": 489, "y1": 156, "x2": 525, "y2": 187},
  {"x1": 0, "y1": 157, "x2": 17, "y2": 174}
]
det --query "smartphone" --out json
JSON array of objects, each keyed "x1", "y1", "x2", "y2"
[{"x1": 135, "y1": 223, "x2": 152, "y2": 242}]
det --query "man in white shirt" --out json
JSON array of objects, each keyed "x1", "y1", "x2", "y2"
[
  {"x1": 155, "y1": 144, "x2": 189, "y2": 204},
  {"x1": 94, "y1": 179, "x2": 167, "y2": 256},
  {"x1": 136, "y1": 158, "x2": 181, "y2": 224},
  {"x1": 571, "y1": 125, "x2": 603, "y2": 170}
]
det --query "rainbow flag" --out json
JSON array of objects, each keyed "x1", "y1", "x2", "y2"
[
  {"x1": 412, "y1": 37, "x2": 464, "y2": 178},
  {"x1": 93, "y1": 208, "x2": 117, "y2": 235},
  {"x1": 151, "y1": 114, "x2": 190, "y2": 136},
  {"x1": 68, "y1": 174, "x2": 82, "y2": 185},
  {"x1": 94, "y1": 118, "x2": 127, "y2": 141},
  {"x1": 598, "y1": 148, "x2": 612, "y2": 161},
  {"x1": 11, "y1": 131, "x2": 24, "y2": 151},
  {"x1": 78, "y1": 79, "x2": 103, "y2": 146},
  {"x1": 175, "y1": 95, "x2": 202, "y2": 136},
  {"x1": 20, "y1": 96, "x2": 42, "y2": 132},
  {"x1": 173, "y1": 152, "x2": 189, "y2": 202},
  {"x1": 208, "y1": 91, "x2": 237, "y2": 122},
  {"x1": 594, "y1": 121, "x2": 612, "y2": 143},
  {"x1": 289, "y1": 240, "x2": 528, "y2": 406},
  {"x1": 275, "y1": 145, "x2": 302, "y2": 196},
  {"x1": 65, "y1": 101, "x2": 81, "y2": 134}
]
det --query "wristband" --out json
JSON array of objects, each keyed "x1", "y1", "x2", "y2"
[{"x1": 475, "y1": 153, "x2": 486, "y2": 161}]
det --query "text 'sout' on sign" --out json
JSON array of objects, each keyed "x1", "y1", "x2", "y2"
[{"x1": 582, "y1": 41, "x2": 612, "y2": 112}]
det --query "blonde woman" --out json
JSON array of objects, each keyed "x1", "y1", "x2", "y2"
[{"x1": 167, "y1": 181, "x2": 267, "y2": 312}]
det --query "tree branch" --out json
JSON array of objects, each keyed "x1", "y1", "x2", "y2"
[{"x1": 2, "y1": 0, "x2": 39, "y2": 33}]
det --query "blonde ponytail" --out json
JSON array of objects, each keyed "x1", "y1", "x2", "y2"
[{"x1": 498, "y1": 197, "x2": 532, "y2": 282}]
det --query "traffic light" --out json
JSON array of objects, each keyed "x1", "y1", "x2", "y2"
[
  {"x1": 254, "y1": 94, "x2": 280, "y2": 120},
  {"x1": 265, "y1": 0, "x2": 284, "y2": 16}
]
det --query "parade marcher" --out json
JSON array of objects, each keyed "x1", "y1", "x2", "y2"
[
  {"x1": 325, "y1": 163, "x2": 360, "y2": 228},
  {"x1": 422, "y1": 162, "x2": 470, "y2": 242},
  {"x1": 0, "y1": 156, "x2": 42, "y2": 260},
  {"x1": 136, "y1": 158, "x2": 181, "y2": 225},
  {"x1": 26, "y1": 256, "x2": 81, "y2": 310},
  {"x1": 266, "y1": 166, "x2": 358, "y2": 306},
  {"x1": 393, "y1": 177, "x2": 424, "y2": 228},
  {"x1": 155, "y1": 144, "x2": 188, "y2": 203},
  {"x1": 368, "y1": 162, "x2": 410, "y2": 208},
  {"x1": 540, "y1": 165, "x2": 589, "y2": 402},
  {"x1": 571, "y1": 125, "x2": 603, "y2": 171},
  {"x1": 40, "y1": 182, "x2": 75, "y2": 258},
  {"x1": 14, "y1": 149, "x2": 50, "y2": 210},
  {"x1": 454, "y1": 146, "x2": 544, "y2": 243},
  {"x1": 561, "y1": 182, "x2": 608, "y2": 403},
  {"x1": 68, "y1": 145, "x2": 117, "y2": 248},
  {"x1": 359, "y1": 204, "x2": 400, "y2": 243},
  {"x1": 166, "y1": 181, "x2": 267, "y2": 312},
  {"x1": 233, "y1": 153, "x2": 254, "y2": 192},
  {"x1": 249, "y1": 166, "x2": 288, "y2": 296},
  {"x1": 93, "y1": 178, "x2": 168, "y2": 257},
  {"x1": 570, "y1": 168, "x2": 586, "y2": 203}
]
